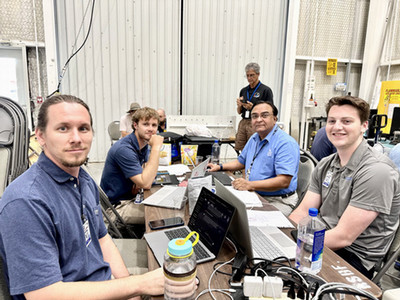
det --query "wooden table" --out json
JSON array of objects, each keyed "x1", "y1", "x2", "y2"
[{"x1": 144, "y1": 186, "x2": 382, "y2": 299}]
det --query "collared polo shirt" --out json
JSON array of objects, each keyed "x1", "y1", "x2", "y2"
[
  {"x1": 309, "y1": 139, "x2": 400, "y2": 270},
  {"x1": 238, "y1": 124, "x2": 299, "y2": 196},
  {"x1": 101, "y1": 132, "x2": 149, "y2": 204},
  {"x1": 0, "y1": 153, "x2": 110, "y2": 298}
]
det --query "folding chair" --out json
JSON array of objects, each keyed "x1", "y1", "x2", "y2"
[
  {"x1": 108, "y1": 121, "x2": 121, "y2": 145},
  {"x1": 372, "y1": 219, "x2": 400, "y2": 284},
  {"x1": 81, "y1": 165, "x2": 138, "y2": 239}
]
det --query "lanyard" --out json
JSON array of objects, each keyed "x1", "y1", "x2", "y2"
[
  {"x1": 246, "y1": 141, "x2": 267, "y2": 180},
  {"x1": 246, "y1": 81, "x2": 261, "y2": 102},
  {"x1": 246, "y1": 126, "x2": 279, "y2": 180}
]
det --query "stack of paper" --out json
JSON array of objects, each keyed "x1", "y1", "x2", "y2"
[{"x1": 225, "y1": 186, "x2": 263, "y2": 208}]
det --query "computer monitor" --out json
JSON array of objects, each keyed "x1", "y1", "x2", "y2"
[
  {"x1": 367, "y1": 109, "x2": 378, "y2": 139},
  {"x1": 390, "y1": 107, "x2": 400, "y2": 136}
]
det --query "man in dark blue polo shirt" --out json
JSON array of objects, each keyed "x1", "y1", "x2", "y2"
[
  {"x1": 0, "y1": 95, "x2": 164, "y2": 299},
  {"x1": 101, "y1": 107, "x2": 164, "y2": 225}
]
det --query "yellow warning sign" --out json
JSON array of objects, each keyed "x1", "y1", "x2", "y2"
[
  {"x1": 377, "y1": 81, "x2": 400, "y2": 134},
  {"x1": 326, "y1": 59, "x2": 337, "y2": 76}
]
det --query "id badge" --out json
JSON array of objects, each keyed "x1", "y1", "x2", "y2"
[
  {"x1": 244, "y1": 110, "x2": 250, "y2": 119},
  {"x1": 83, "y1": 219, "x2": 92, "y2": 247},
  {"x1": 322, "y1": 170, "x2": 333, "y2": 188}
]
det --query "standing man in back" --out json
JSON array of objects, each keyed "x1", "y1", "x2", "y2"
[
  {"x1": 120, "y1": 102, "x2": 141, "y2": 137},
  {"x1": 235, "y1": 62, "x2": 273, "y2": 152}
]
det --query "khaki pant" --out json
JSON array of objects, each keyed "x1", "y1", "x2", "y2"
[
  {"x1": 262, "y1": 193, "x2": 299, "y2": 217},
  {"x1": 235, "y1": 119, "x2": 255, "y2": 151},
  {"x1": 106, "y1": 200, "x2": 145, "y2": 225}
]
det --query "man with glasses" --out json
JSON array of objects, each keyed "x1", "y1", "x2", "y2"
[
  {"x1": 209, "y1": 101, "x2": 299, "y2": 216},
  {"x1": 235, "y1": 62, "x2": 273, "y2": 152}
]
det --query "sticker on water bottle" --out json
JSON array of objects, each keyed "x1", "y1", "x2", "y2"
[{"x1": 311, "y1": 229, "x2": 325, "y2": 271}]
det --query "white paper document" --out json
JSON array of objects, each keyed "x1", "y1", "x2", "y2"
[
  {"x1": 247, "y1": 210, "x2": 295, "y2": 228},
  {"x1": 158, "y1": 164, "x2": 191, "y2": 176},
  {"x1": 142, "y1": 186, "x2": 187, "y2": 209},
  {"x1": 225, "y1": 186, "x2": 263, "y2": 208}
]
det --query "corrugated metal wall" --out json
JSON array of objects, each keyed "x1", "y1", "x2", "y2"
[{"x1": 54, "y1": 0, "x2": 288, "y2": 161}]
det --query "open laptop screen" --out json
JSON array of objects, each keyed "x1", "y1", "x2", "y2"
[{"x1": 188, "y1": 187, "x2": 236, "y2": 256}]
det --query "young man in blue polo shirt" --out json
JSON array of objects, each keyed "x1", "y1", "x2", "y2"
[
  {"x1": 0, "y1": 95, "x2": 164, "y2": 299},
  {"x1": 209, "y1": 101, "x2": 300, "y2": 216},
  {"x1": 101, "y1": 107, "x2": 164, "y2": 225}
]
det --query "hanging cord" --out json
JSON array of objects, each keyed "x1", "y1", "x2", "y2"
[{"x1": 47, "y1": 0, "x2": 96, "y2": 98}]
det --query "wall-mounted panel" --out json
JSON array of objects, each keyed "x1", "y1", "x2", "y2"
[
  {"x1": 0, "y1": 0, "x2": 45, "y2": 42},
  {"x1": 296, "y1": 0, "x2": 369, "y2": 60}
]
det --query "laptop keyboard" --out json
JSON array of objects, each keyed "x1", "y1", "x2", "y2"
[
  {"x1": 165, "y1": 227, "x2": 210, "y2": 260},
  {"x1": 250, "y1": 227, "x2": 286, "y2": 260}
]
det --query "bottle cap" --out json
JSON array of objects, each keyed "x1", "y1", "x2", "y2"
[
  {"x1": 309, "y1": 208, "x2": 318, "y2": 217},
  {"x1": 214, "y1": 140, "x2": 218, "y2": 143},
  {"x1": 167, "y1": 231, "x2": 199, "y2": 257}
]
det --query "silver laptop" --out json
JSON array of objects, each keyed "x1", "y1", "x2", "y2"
[
  {"x1": 144, "y1": 187, "x2": 236, "y2": 266},
  {"x1": 214, "y1": 179, "x2": 296, "y2": 260},
  {"x1": 142, "y1": 186, "x2": 187, "y2": 209},
  {"x1": 190, "y1": 156, "x2": 233, "y2": 185},
  {"x1": 190, "y1": 157, "x2": 210, "y2": 178}
]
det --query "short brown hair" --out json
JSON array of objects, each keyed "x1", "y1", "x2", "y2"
[
  {"x1": 37, "y1": 94, "x2": 93, "y2": 132},
  {"x1": 131, "y1": 107, "x2": 159, "y2": 129},
  {"x1": 326, "y1": 96, "x2": 370, "y2": 123}
]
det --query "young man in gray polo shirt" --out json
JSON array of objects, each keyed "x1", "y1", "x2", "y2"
[{"x1": 290, "y1": 96, "x2": 400, "y2": 279}]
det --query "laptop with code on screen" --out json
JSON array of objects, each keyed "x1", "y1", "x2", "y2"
[{"x1": 144, "y1": 187, "x2": 236, "y2": 266}]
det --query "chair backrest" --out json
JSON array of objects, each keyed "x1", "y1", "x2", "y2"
[
  {"x1": 108, "y1": 121, "x2": 121, "y2": 145},
  {"x1": 0, "y1": 256, "x2": 11, "y2": 300},
  {"x1": 296, "y1": 150, "x2": 318, "y2": 204},
  {"x1": 373, "y1": 217, "x2": 400, "y2": 284},
  {"x1": 81, "y1": 165, "x2": 138, "y2": 239}
]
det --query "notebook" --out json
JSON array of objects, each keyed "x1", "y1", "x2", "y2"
[
  {"x1": 214, "y1": 179, "x2": 296, "y2": 260},
  {"x1": 142, "y1": 186, "x2": 187, "y2": 209},
  {"x1": 144, "y1": 187, "x2": 236, "y2": 266}
]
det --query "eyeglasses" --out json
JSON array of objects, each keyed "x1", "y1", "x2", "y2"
[
  {"x1": 251, "y1": 112, "x2": 273, "y2": 119},
  {"x1": 246, "y1": 73, "x2": 258, "y2": 78}
]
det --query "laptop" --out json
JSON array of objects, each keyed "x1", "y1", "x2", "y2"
[
  {"x1": 214, "y1": 179, "x2": 296, "y2": 261},
  {"x1": 142, "y1": 186, "x2": 187, "y2": 209},
  {"x1": 144, "y1": 187, "x2": 236, "y2": 266},
  {"x1": 190, "y1": 156, "x2": 232, "y2": 185},
  {"x1": 190, "y1": 157, "x2": 210, "y2": 179}
]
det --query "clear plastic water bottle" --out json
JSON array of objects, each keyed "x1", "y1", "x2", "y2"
[
  {"x1": 295, "y1": 208, "x2": 325, "y2": 274},
  {"x1": 211, "y1": 140, "x2": 220, "y2": 165},
  {"x1": 164, "y1": 231, "x2": 198, "y2": 300}
]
